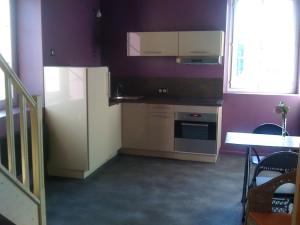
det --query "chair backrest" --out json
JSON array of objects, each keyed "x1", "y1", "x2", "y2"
[
  {"x1": 253, "y1": 151, "x2": 298, "y2": 178},
  {"x1": 252, "y1": 123, "x2": 290, "y2": 158},
  {"x1": 253, "y1": 123, "x2": 288, "y2": 136}
]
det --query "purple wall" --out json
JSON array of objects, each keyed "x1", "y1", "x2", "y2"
[
  {"x1": 16, "y1": 0, "x2": 44, "y2": 97},
  {"x1": 3, "y1": 0, "x2": 299, "y2": 154},
  {"x1": 222, "y1": 94, "x2": 300, "y2": 154},
  {"x1": 0, "y1": 0, "x2": 43, "y2": 137},
  {"x1": 42, "y1": 0, "x2": 102, "y2": 66},
  {"x1": 101, "y1": 0, "x2": 226, "y2": 78},
  {"x1": 0, "y1": 0, "x2": 103, "y2": 135},
  {"x1": 101, "y1": 0, "x2": 300, "y2": 153}
]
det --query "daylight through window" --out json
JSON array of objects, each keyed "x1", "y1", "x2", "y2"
[
  {"x1": 0, "y1": 0, "x2": 12, "y2": 101},
  {"x1": 229, "y1": 0, "x2": 298, "y2": 94}
]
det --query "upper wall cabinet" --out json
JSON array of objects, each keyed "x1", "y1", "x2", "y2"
[
  {"x1": 127, "y1": 32, "x2": 178, "y2": 56},
  {"x1": 178, "y1": 31, "x2": 224, "y2": 57}
]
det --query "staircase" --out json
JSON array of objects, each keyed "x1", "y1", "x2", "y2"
[
  {"x1": 0, "y1": 213, "x2": 15, "y2": 225},
  {"x1": 0, "y1": 54, "x2": 46, "y2": 225}
]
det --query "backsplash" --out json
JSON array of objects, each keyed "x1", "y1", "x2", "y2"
[{"x1": 111, "y1": 76, "x2": 223, "y2": 99}]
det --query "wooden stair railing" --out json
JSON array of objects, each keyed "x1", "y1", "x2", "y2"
[{"x1": 0, "y1": 54, "x2": 46, "y2": 225}]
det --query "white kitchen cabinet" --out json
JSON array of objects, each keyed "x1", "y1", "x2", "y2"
[
  {"x1": 122, "y1": 103, "x2": 148, "y2": 149},
  {"x1": 121, "y1": 103, "x2": 222, "y2": 163},
  {"x1": 122, "y1": 103, "x2": 174, "y2": 152},
  {"x1": 178, "y1": 31, "x2": 224, "y2": 57},
  {"x1": 127, "y1": 32, "x2": 178, "y2": 56},
  {"x1": 44, "y1": 67, "x2": 121, "y2": 179},
  {"x1": 146, "y1": 104, "x2": 174, "y2": 151}
]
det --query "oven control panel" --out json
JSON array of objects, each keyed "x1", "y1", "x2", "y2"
[{"x1": 175, "y1": 112, "x2": 216, "y2": 122}]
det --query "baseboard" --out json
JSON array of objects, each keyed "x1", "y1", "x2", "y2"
[
  {"x1": 119, "y1": 148, "x2": 218, "y2": 163},
  {"x1": 47, "y1": 153, "x2": 119, "y2": 179},
  {"x1": 83, "y1": 154, "x2": 119, "y2": 179},
  {"x1": 219, "y1": 148, "x2": 245, "y2": 156}
]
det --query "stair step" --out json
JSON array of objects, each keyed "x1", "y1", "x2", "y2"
[{"x1": 0, "y1": 214, "x2": 15, "y2": 225}]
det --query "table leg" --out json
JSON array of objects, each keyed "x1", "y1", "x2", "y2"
[
  {"x1": 241, "y1": 146, "x2": 250, "y2": 203},
  {"x1": 241, "y1": 146, "x2": 251, "y2": 222}
]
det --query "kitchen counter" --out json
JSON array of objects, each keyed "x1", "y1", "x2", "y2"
[
  {"x1": 120, "y1": 98, "x2": 223, "y2": 163},
  {"x1": 109, "y1": 96, "x2": 223, "y2": 107}
]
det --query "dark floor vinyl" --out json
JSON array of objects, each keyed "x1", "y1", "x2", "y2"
[{"x1": 46, "y1": 154, "x2": 244, "y2": 225}]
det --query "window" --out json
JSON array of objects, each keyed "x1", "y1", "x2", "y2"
[
  {"x1": 228, "y1": 0, "x2": 299, "y2": 94},
  {"x1": 0, "y1": 0, "x2": 13, "y2": 102}
]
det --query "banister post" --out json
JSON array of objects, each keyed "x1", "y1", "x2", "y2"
[
  {"x1": 5, "y1": 75, "x2": 16, "y2": 176},
  {"x1": 30, "y1": 96, "x2": 46, "y2": 225},
  {"x1": 19, "y1": 95, "x2": 30, "y2": 188}
]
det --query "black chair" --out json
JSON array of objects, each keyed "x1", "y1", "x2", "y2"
[
  {"x1": 251, "y1": 123, "x2": 288, "y2": 164},
  {"x1": 249, "y1": 151, "x2": 298, "y2": 212}
]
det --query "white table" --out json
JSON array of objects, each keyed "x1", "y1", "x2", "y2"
[{"x1": 226, "y1": 132, "x2": 300, "y2": 149}]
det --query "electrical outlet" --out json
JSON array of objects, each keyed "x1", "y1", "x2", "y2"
[
  {"x1": 162, "y1": 88, "x2": 168, "y2": 94},
  {"x1": 157, "y1": 88, "x2": 168, "y2": 95},
  {"x1": 50, "y1": 49, "x2": 56, "y2": 56}
]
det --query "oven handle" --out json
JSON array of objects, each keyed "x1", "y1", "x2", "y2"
[{"x1": 181, "y1": 122, "x2": 208, "y2": 127}]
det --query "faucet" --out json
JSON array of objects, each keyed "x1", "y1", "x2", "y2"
[{"x1": 115, "y1": 83, "x2": 123, "y2": 97}]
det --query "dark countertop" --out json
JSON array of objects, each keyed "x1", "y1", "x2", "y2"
[{"x1": 109, "y1": 96, "x2": 224, "y2": 107}]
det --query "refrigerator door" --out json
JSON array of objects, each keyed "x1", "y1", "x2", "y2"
[{"x1": 44, "y1": 67, "x2": 89, "y2": 172}]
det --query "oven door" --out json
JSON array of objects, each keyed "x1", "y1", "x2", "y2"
[
  {"x1": 175, "y1": 120, "x2": 216, "y2": 140},
  {"x1": 174, "y1": 120, "x2": 217, "y2": 154}
]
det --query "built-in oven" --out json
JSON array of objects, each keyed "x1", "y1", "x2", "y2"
[{"x1": 174, "y1": 112, "x2": 217, "y2": 154}]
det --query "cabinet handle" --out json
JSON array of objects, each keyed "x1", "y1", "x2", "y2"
[
  {"x1": 181, "y1": 123, "x2": 208, "y2": 127},
  {"x1": 150, "y1": 106, "x2": 172, "y2": 110},
  {"x1": 190, "y1": 51, "x2": 210, "y2": 54},
  {"x1": 143, "y1": 51, "x2": 163, "y2": 54}
]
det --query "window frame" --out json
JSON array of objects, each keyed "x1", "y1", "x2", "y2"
[
  {"x1": 224, "y1": 0, "x2": 300, "y2": 95},
  {"x1": 0, "y1": 0, "x2": 17, "y2": 110}
]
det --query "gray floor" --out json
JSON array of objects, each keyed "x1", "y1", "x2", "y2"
[{"x1": 46, "y1": 154, "x2": 244, "y2": 225}]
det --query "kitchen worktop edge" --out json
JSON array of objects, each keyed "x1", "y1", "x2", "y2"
[{"x1": 109, "y1": 97, "x2": 224, "y2": 107}]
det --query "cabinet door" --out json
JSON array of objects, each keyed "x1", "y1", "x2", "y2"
[
  {"x1": 122, "y1": 103, "x2": 148, "y2": 149},
  {"x1": 146, "y1": 104, "x2": 174, "y2": 152},
  {"x1": 127, "y1": 32, "x2": 178, "y2": 56},
  {"x1": 178, "y1": 31, "x2": 224, "y2": 56},
  {"x1": 87, "y1": 67, "x2": 121, "y2": 173}
]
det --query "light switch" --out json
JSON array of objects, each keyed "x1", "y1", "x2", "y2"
[{"x1": 50, "y1": 49, "x2": 56, "y2": 56}]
